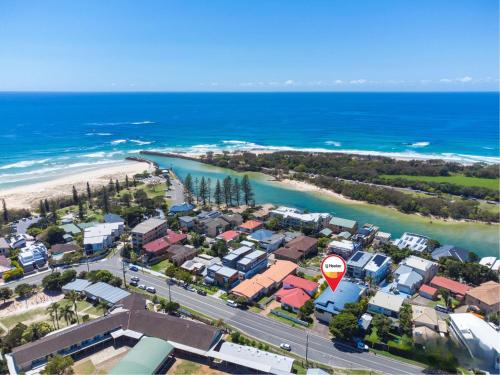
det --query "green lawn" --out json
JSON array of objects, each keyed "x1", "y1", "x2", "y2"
[
  {"x1": 150, "y1": 259, "x2": 172, "y2": 272},
  {"x1": 267, "y1": 308, "x2": 308, "y2": 328},
  {"x1": 381, "y1": 174, "x2": 499, "y2": 190},
  {"x1": 72, "y1": 359, "x2": 96, "y2": 375},
  {"x1": 0, "y1": 307, "x2": 47, "y2": 329}
]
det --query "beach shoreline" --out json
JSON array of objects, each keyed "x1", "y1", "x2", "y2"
[{"x1": 0, "y1": 160, "x2": 153, "y2": 210}]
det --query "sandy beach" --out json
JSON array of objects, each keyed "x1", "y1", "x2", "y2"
[{"x1": 0, "y1": 160, "x2": 153, "y2": 210}]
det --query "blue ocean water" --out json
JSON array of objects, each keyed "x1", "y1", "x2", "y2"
[{"x1": 0, "y1": 92, "x2": 498, "y2": 189}]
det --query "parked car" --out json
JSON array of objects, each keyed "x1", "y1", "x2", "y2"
[
  {"x1": 129, "y1": 280, "x2": 138, "y2": 287},
  {"x1": 129, "y1": 265, "x2": 139, "y2": 272},
  {"x1": 353, "y1": 338, "x2": 368, "y2": 351},
  {"x1": 280, "y1": 343, "x2": 291, "y2": 351},
  {"x1": 226, "y1": 300, "x2": 238, "y2": 308},
  {"x1": 146, "y1": 286, "x2": 156, "y2": 293},
  {"x1": 196, "y1": 289, "x2": 207, "y2": 296},
  {"x1": 131, "y1": 276, "x2": 140, "y2": 282},
  {"x1": 138, "y1": 284, "x2": 146, "y2": 290},
  {"x1": 435, "y1": 304, "x2": 449, "y2": 313},
  {"x1": 186, "y1": 285, "x2": 196, "y2": 292}
]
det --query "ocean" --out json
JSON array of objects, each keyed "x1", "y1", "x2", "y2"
[{"x1": 0, "y1": 92, "x2": 498, "y2": 189}]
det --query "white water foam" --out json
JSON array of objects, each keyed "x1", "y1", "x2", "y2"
[
  {"x1": 325, "y1": 141, "x2": 342, "y2": 147},
  {"x1": 111, "y1": 139, "x2": 127, "y2": 145},
  {"x1": 0, "y1": 159, "x2": 51, "y2": 170},
  {"x1": 409, "y1": 141, "x2": 430, "y2": 148},
  {"x1": 130, "y1": 139, "x2": 153, "y2": 145}
]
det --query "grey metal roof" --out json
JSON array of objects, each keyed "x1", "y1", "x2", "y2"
[
  {"x1": 62, "y1": 279, "x2": 92, "y2": 293},
  {"x1": 84, "y1": 282, "x2": 130, "y2": 304},
  {"x1": 347, "y1": 251, "x2": 372, "y2": 268},
  {"x1": 132, "y1": 218, "x2": 166, "y2": 234}
]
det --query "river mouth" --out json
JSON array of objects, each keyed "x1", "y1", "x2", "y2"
[{"x1": 149, "y1": 155, "x2": 499, "y2": 259}]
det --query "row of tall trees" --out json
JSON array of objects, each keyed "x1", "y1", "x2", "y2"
[{"x1": 183, "y1": 174, "x2": 254, "y2": 207}]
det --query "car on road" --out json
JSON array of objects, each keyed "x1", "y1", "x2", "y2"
[
  {"x1": 146, "y1": 286, "x2": 156, "y2": 293},
  {"x1": 353, "y1": 338, "x2": 368, "y2": 351},
  {"x1": 131, "y1": 276, "x2": 140, "y2": 282},
  {"x1": 226, "y1": 300, "x2": 238, "y2": 308},
  {"x1": 129, "y1": 280, "x2": 138, "y2": 287},
  {"x1": 129, "y1": 265, "x2": 139, "y2": 272},
  {"x1": 138, "y1": 284, "x2": 146, "y2": 290},
  {"x1": 186, "y1": 285, "x2": 196, "y2": 292},
  {"x1": 196, "y1": 289, "x2": 207, "y2": 296},
  {"x1": 280, "y1": 343, "x2": 291, "y2": 351}
]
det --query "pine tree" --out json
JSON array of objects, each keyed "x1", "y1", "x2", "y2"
[
  {"x1": 86, "y1": 182, "x2": 92, "y2": 203},
  {"x1": 44, "y1": 199, "x2": 50, "y2": 212},
  {"x1": 241, "y1": 175, "x2": 254, "y2": 206},
  {"x1": 39, "y1": 200, "x2": 46, "y2": 218},
  {"x1": 184, "y1": 174, "x2": 194, "y2": 204},
  {"x1": 232, "y1": 178, "x2": 241, "y2": 206},
  {"x1": 194, "y1": 177, "x2": 199, "y2": 204},
  {"x1": 199, "y1": 177, "x2": 208, "y2": 206},
  {"x1": 222, "y1": 176, "x2": 232, "y2": 206},
  {"x1": 2, "y1": 199, "x2": 8, "y2": 223},
  {"x1": 207, "y1": 177, "x2": 212, "y2": 205},
  {"x1": 72, "y1": 185, "x2": 78, "y2": 205},
  {"x1": 50, "y1": 201, "x2": 58, "y2": 223},
  {"x1": 115, "y1": 179, "x2": 121, "y2": 193},
  {"x1": 78, "y1": 199, "x2": 85, "y2": 220},
  {"x1": 102, "y1": 187, "x2": 110, "y2": 213},
  {"x1": 108, "y1": 178, "x2": 115, "y2": 194},
  {"x1": 214, "y1": 180, "x2": 223, "y2": 207},
  {"x1": 125, "y1": 175, "x2": 130, "y2": 189}
]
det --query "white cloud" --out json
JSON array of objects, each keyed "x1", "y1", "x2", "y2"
[
  {"x1": 457, "y1": 76, "x2": 472, "y2": 83},
  {"x1": 334, "y1": 80, "x2": 344, "y2": 84},
  {"x1": 284, "y1": 79, "x2": 295, "y2": 85},
  {"x1": 439, "y1": 78, "x2": 452, "y2": 83},
  {"x1": 349, "y1": 79, "x2": 367, "y2": 84},
  {"x1": 210, "y1": 82, "x2": 219, "y2": 86}
]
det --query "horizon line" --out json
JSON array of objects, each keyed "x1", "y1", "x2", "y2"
[{"x1": 0, "y1": 90, "x2": 499, "y2": 94}]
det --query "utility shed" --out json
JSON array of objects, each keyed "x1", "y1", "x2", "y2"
[
  {"x1": 109, "y1": 336, "x2": 174, "y2": 375},
  {"x1": 83, "y1": 282, "x2": 130, "y2": 304}
]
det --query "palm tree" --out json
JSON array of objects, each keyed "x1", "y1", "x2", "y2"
[
  {"x1": 97, "y1": 300, "x2": 109, "y2": 316},
  {"x1": 47, "y1": 302, "x2": 60, "y2": 329},
  {"x1": 59, "y1": 304, "x2": 75, "y2": 326},
  {"x1": 66, "y1": 291, "x2": 80, "y2": 324}
]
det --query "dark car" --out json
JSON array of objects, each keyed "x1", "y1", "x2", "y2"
[
  {"x1": 129, "y1": 265, "x2": 139, "y2": 272},
  {"x1": 196, "y1": 289, "x2": 207, "y2": 296}
]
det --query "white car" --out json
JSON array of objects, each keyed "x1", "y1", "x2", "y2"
[
  {"x1": 280, "y1": 343, "x2": 291, "y2": 351},
  {"x1": 226, "y1": 300, "x2": 238, "y2": 308},
  {"x1": 138, "y1": 284, "x2": 146, "y2": 290},
  {"x1": 146, "y1": 286, "x2": 156, "y2": 293}
]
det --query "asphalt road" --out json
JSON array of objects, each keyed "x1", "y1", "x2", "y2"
[{"x1": 10, "y1": 255, "x2": 424, "y2": 375}]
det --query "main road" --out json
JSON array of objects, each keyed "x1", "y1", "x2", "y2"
[{"x1": 10, "y1": 255, "x2": 424, "y2": 375}]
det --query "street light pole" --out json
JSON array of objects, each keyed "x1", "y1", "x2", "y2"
[
  {"x1": 121, "y1": 260, "x2": 127, "y2": 288},
  {"x1": 168, "y1": 282, "x2": 172, "y2": 302},
  {"x1": 305, "y1": 333, "x2": 309, "y2": 369}
]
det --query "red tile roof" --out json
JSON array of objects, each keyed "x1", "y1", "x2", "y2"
[
  {"x1": 430, "y1": 276, "x2": 471, "y2": 296},
  {"x1": 282, "y1": 274, "x2": 318, "y2": 295},
  {"x1": 239, "y1": 220, "x2": 262, "y2": 230},
  {"x1": 217, "y1": 230, "x2": 239, "y2": 242},
  {"x1": 275, "y1": 287, "x2": 311, "y2": 309},
  {"x1": 419, "y1": 284, "x2": 438, "y2": 296},
  {"x1": 143, "y1": 230, "x2": 187, "y2": 253}
]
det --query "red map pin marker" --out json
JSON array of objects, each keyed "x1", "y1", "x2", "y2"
[{"x1": 321, "y1": 255, "x2": 347, "y2": 293}]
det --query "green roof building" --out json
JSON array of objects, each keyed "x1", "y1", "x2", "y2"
[
  {"x1": 109, "y1": 336, "x2": 174, "y2": 375},
  {"x1": 59, "y1": 223, "x2": 82, "y2": 236},
  {"x1": 328, "y1": 217, "x2": 358, "y2": 234}
]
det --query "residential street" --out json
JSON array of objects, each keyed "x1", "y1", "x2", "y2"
[{"x1": 7, "y1": 254, "x2": 424, "y2": 375}]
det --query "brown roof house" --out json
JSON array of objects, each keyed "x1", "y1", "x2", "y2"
[
  {"x1": 274, "y1": 236, "x2": 317, "y2": 262},
  {"x1": 166, "y1": 244, "x2": 198, "y2": 266},
  {"x1": 465, "y1": 281, "x2": 500, "y2": 314}
]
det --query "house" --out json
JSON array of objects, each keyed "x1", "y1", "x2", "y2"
[
  {"x1": 319, "y1": 228, "x2": 333, "y2": 237},
  {"x1": 18, "y1": 242, "x2": 48, "y2": 271},
  {"x1": 9, "y1": 234, "x2": 32, "y2": 249},
  {"x1": 393, "y1": 232, "x2": 429, "y2": 253},
  {"x1": 247, "y1": 229, "x2": 284, "y2": 252},
  {"x1": 237, "y1": 220, "x2": 263, "y2": 234},
  {"x1": 205, "y1": 264, "x2": 240, "y2": 289},
  {"x1": 196, "y1": 217, "x2": 231, "y2": 238},
  {"x1": 240, "y1": 240, "x2": 255, "y2": 249},
  {"x1": 367, "y1": 292, "x2": 406, "y2": 318},
  {"x1": 479, "y1": 256, "x2": 497, "y2": 270},
  {"x1": 104, "y1": 213, "x2": 125, "y2": 224},
  {"x1": 431, "y1": 245, "x2": 470, "y2": 263},
  {"x1": 179, "y1": 216, "x2": 195, "y2": 230},
  {"x1": 449, "y1": 313, "x2": 500, "y2": 371},
  {"x1": 364, "y1": 254, "x2": 391, "y2": 284},
  {"x1": 465, "y1": 281, "x2": 500, "y2": 314},
  {"x1": 84, "y1": 222, "x2": 124, "y2": 255},
  {"x1": 327, "y1": 239, "x2": 361, "y2": 259},
  {"x1": 283, "y1": 231, "x2": 303, "y2": 243},
  {"x1": 328, "y1": 217, "x2": 358, "y2": 234},
  {"x1": 281, "y1": 275, "x2": 319, "y2": 296},
  {"x1": 430, "y1": 276, "x2": 471, "y2": 300},
  {"x1": 275, "y1": 287, "x2": 311, "y2": 313},
  {"x1": 220, "y1": 213, "x2": 243, "y2": 227},
  {"x1": 0, "y1": 255, "x2": 12, "y2": 278},
  {"x1": 0, "y1": 237, "x2": 11, "y2": 256},
  {"x1": 269, "y1": 206, "x2": 331, "y2": 232},
  {"x1": 412, "y1": 305, "x2": 439, "y2": 331},
  {"x1": 346, "y1": 251, "x2": 373, "y2": 279},
  {"x1": 169, "y1": 202, "x2": 195, "y2": 215},
  {"x1": 166, "y1": 244, "x2": 198, "y2": 266},
  {"x1": 394, "y1": 265, "x2": 423, "y2": 294},
  {"x1": 354, "y1": 224, "x2": 379, "y2": 245},
  {"x1": 59, "y1": 223, "x2": 82, "y2": 236},
  {"x1": 413, "y1": 326, "x2": 440, "y2": 346},
  {"x1": 314, "y1": 281, "x2": 366, "y2": 323},
  {"x1": 372, "y1": 231, "x2": 391, "y2": 248},
  {"x1": 235, "y1": 250, "x2": 268, "y2": 279},
  {"x1": 142, "y1": 230, "x2": 187, "y2": 262},
  {"x1": 419, "y1": 284, "x2": 438, "y2": 300},
  {"x1": 216, "y1": 230, "x2": 239, "y2": 243},
  {"x1": 131, "y1": 218, "x2": 167, "y2": 250},
  {"x1": 222, "y1": 246, "x2": 254, "y2": 268},
  {"x1": 231, "y1": 260, "x2": 298, "y2": 301},
  {"x1": 50, "y1": 243, "x2": 80, "y2": 256},
  {"x1": 274, "y1": 236, "x2": 318, "y2": 262},
  {"x1": 400, "y1": 255, "x2": 438, "y2": 283},
  {"x1": 181, "y1": 254, "x2": 221, "y2": 275}
]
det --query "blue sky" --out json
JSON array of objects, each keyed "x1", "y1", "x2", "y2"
[{"x1": 0, "y1": 0, "x2": 498, "y2": 91}]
